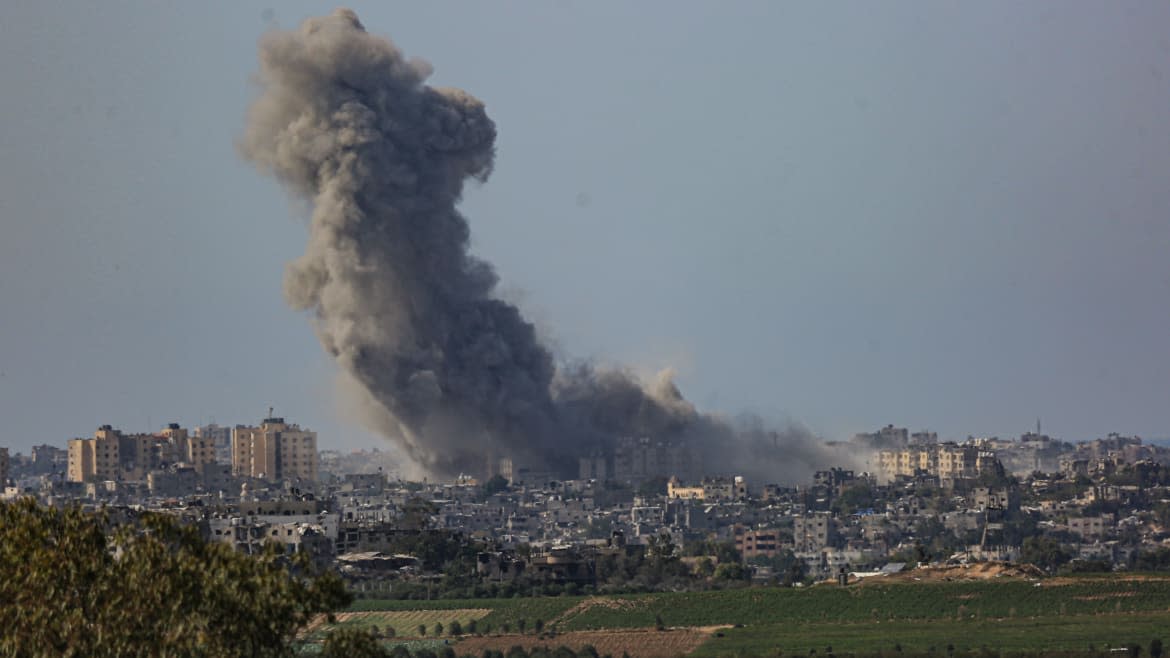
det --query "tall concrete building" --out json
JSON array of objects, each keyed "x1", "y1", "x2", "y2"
[
  {"x1": 0, "y1": 447, "x2": 9, "y2": 486},
  {"x1": 193, "y1": 423, "x2": 234, "y2": 464},
  {"x1": 30, "y1": 444, "x2": 68, "y2": 475},
  {"x1": 877, "y1": 442, "x2": 1000, "y2": 484},
  {"x1": 67, "y1": 424, "x2": 212, "y2": 483},
  {"x1": 793, "y1": 512, "x2": 836, "y2": 552},
  {"x1": 159, "y1": 423, "x2": 215, "y2": 470},
  {"x1": 231, "y1": 416, "x2": 318, "y2": 482},
  {"x1": 67, "y1": 425, "x2": 125, "y2": 483},
  {"x1": 612, "y1": 436, "x2": 696, "y2": 484}
]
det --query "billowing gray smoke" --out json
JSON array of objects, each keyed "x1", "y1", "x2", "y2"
[{"x1": 241, "y1": 9, "x2": 850, "y2": 482}]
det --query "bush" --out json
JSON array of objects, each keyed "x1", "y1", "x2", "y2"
[
  {"x1": 322, "y1": 628, "x2": 389, "y2": 658},
  {"x1": 449, "y1": 620, "x2": 463, "y2": 636}
]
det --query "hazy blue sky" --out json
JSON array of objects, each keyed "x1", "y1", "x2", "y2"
[{"x1": 1, "y1": 2, "x2": 1168, "y2": 458}]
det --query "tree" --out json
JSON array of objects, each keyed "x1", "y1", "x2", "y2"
[
  {"x1": 419, "y1": 624, "x2": 428, "y2": 637},
  {"x1": 449, "y1": 620, "x2": 463, "y2": 636},
  {"x1": 0, "y1": 498, "x2": 350, "y2": 657},
  {"x1": 646, "y1": 533, "x2": 678, "y2": 561},
  {"x1": 321, "y1": 627, "x2": 390, "y2": 658},
  {"x1": 1020, "y1": 536, "x2": 1074, "y2": 573},
  {"x1": 695, "y1": 557, "x2": 716, "y2": 577},
  {"x1": 1151, "y1": 639, "x2": 1164, "y2": 658},
  {"x1": 714, "y1": 562, "x2": 750, "y2": 581}
]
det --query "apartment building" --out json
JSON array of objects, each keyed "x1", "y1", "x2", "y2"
[
  {"x1": 232, "y1": 416, "x2": 318, "y2": 482},
  {"x1": 159, "y1": 424, "x2": 215, "y2": 470},
  {"x1": 793, "y1": 512, "x2": 836, "y2": 552},
  {"x1": 193, "y1": 423, "x2": 235, "y2": 464},
  {"x1": 67, "y1": 425, "x2": 123, "y2": 483},
  {"x1": 878, "y1": 442, "x2": 1000, "y2": 484},
  {"x1": 734, "y1": 525, "x2": 782, "y2": 560}
]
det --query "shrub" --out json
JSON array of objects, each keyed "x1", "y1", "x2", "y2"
[{"x1": 321, "y1": 628, "x2": 388, "y2": 658}]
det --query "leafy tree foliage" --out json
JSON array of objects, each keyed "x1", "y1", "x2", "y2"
[
  {"x1": 1132, "y1": 547, "x2": 1170, "y2": 571},
  {"x1": 0, "y1": 498, "x2": 350, "y2": 657},
  {"x1": 1020, "y1": 535, "x2": 1075, "y2": 573},
  {"x1": 713, "y1": 561, "x2": 750, "y2": 581},
  {"x1": 321, "y1": 627, "x2": 390, "y2": 658}
]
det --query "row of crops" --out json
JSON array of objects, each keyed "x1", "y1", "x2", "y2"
[
  {"x1": 561, "y1": 579, "x2": 1170, "y2": 629},
  {"x1": 350, "y1": 577, "x2": 1170, "y2": 632}
]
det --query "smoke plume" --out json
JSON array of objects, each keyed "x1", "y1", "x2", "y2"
[{"x1": 241, "y1": 9, "x2": 849, "y2": 482}]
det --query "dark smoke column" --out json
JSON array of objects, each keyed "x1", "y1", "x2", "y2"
[
  {"x1": 240, "y1": 9, "x2": 562, "y2": 475},
  {"x1": 241, "y1": 9, "x2": 848, "y2": 483}
]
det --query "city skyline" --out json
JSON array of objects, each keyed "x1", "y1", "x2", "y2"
[{"x1": 3, "y1": 2, "x2": 1169, "y2": 459}]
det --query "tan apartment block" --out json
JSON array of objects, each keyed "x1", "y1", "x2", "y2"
[{"x1": 232, "y1": 416, "x2": 318, "y2": 482}]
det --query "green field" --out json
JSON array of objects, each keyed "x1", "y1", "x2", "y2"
[
  {"x1": 692, "y1": 613, "x2": 1170, "y2": 656},
  {"x1": 342, "y1": 577, "x2": 1170, "y2": 656},
  {"x1": 553, "y1": 578, "x2": 1170, "y2": 630}
]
